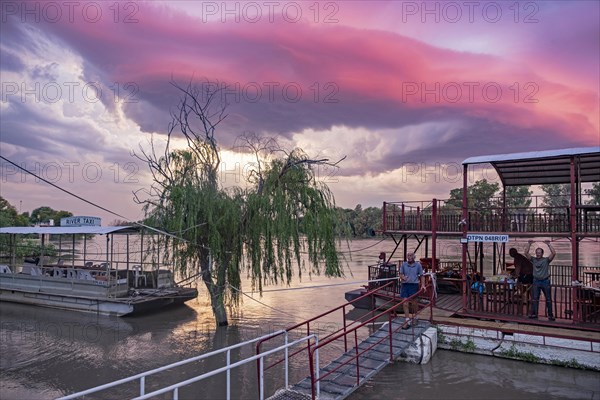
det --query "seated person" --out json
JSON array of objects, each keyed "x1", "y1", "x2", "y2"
[
  {"x1": 470, "y1": 273, "x2": 485, "y2": 295},
  {"x1": 509, "y1": 248, "x2": 533, "y2": 285}
]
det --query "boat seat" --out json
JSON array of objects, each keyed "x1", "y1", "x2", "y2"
[
  {"x1": 78, "y1": 270, "x2": 94, "y2": 280},
  {"x1": 132, "y1": 265, "x2": 146, "y2": 287}
]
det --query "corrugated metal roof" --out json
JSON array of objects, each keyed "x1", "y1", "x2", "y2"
[
  {"x1": 462, "y1": 147, "x2": 600, "y2": 186},
  {"x1": 0, "y1": 226, "x2": 139, "y2": 235}
]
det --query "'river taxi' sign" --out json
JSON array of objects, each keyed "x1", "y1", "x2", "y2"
[
  {"x1": 466, "y1": 234, "x2": 509, "y2": 243},
  {"x1": 60, "y1": 216, "x2": 101, "y2": 227}
]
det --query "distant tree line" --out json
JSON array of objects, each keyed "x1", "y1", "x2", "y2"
[
  {"x1": 0, "y1": 196, "x2": 73, "y2": 227},
  {"x1": 444, "y1": 180, "x2": 600, "y2": 214},
  {"x1": 2, "y1": 181, "x2": 598, "y2": 231},
  {"x1": 338, "y1": 204, "x2": 382, "y2": 237}
]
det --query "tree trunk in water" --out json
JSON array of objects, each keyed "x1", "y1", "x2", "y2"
[
  {"x1": 203, "y1": 273, "x2": 228, "y2": 326},
  {"x1": 200, "y1": 251, "x2": 228, "y2": 326}
]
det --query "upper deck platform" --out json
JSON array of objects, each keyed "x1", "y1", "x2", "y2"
[
  {"x1": 382, "y1": 199, "x2": 600, "y2": 237},
  {"x1": 383, "y1": 147, "x2": 600, "y2": 237}
]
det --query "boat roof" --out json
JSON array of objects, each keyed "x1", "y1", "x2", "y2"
[
  {"x1": 0, "y1": 226, "x2": 140, "y2": 235},
  {"x1": 462, "y1": 147, "x2": 600, "y2": 186}
]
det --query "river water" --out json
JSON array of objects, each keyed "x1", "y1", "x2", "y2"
[{"x1": 1, "y1": 239, "x2": 599, "y2": 399}]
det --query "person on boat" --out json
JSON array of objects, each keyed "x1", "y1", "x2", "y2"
[
  {"x1": 470, "y1": 273, "x2": 484, "y2": 310},
  {"x1": 525, "y1": 240, "x2": 556, "y2": 321},
  {"x1": 509, "y1": 247, "x2": 534, "y2": 285},
  {"x1": 399, "y1": 252, "x2": 424, "y2": 329}
]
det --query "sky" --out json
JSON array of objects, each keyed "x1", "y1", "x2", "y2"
[{"x1": 0, "y1": 0, "x2": 599, "y2": 224}]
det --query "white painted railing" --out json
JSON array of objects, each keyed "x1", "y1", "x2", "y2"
[{"x1": 57, "y1": 330, "x2": 318, "y2": 400}]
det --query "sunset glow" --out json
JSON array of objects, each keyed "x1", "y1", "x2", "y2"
[{"x1": 1, "y1": 0, "x2": 599, "y2": 221}]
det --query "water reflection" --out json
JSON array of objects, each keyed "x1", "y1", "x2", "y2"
[{"x1": 349, "y1": 350, "x2": 600, "y2": 400}]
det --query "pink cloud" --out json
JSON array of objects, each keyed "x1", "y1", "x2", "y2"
[{"x1": 6, "y1": 1, "x2": 600, "y2": 151}]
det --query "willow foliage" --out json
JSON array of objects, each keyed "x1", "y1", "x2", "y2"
[
  {"x1": 149, "y1": 145, "x2": 344, "y2": 301},
  {"x1": 244, "y1": 148, "x2": 343, "y2": 293},
  {"x1": 144, "y1": 148, "x2": 244, "y2": 306},
  {"x1": 135, "y1": 82, "x2": 344, "y2": 324}
]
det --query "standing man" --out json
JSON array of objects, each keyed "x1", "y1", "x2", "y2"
[
  {"x1": 526, "y1": 240, "x2": 556, "y2": 321},
  {"x1": 399, "y1": 252, "x2": 424, "y2": 329}
]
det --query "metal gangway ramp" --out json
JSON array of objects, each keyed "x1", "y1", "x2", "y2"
[
  {"x1": 270, "y1": 318, "x2": 431, "y2": 400},
  {"x1": 260, "y1": 280, "x2": 435, "y2": 400}
]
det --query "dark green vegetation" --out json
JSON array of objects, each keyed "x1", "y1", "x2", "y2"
[{"x1": 0, "y1": 197, "x2": 73, "y2": 227}]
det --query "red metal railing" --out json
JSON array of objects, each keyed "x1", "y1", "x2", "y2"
[
  {"x1": 256, "y1": 278, "x2": 435, "y2": 399},
  {"x1": 383, "y1": 198, "x2": 600, "y2": 234},
  {"x1": 462, "y1": 265, "x2": 600, "y2": 325},
  {"x1": 307, "y1": 282, "x2": 433, "y2": 399},
  {"x1": 255, "y1": 281, "x2": 398, "y2": 384}
]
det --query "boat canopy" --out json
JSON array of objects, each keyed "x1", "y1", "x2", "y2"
[
  {"x1": 0, "y1": 226, "x2": 140, "y2": 235},
  {"x1": 462, "y1": 146, "x2": 600, "y2": 186}
]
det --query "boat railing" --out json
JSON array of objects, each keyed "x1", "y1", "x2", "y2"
[
  {"x1": 383, "y1": 198, "x2": 600, "y2": 234},
  {"x1": 463, "y1": 265, "x2": 600, "y2": 325},
  {"x1": 467, "y1": 280, "x2": 574, "y2": 319},
  {"x1": 367, "y1": 263, "x2": 399, "y2": 294},
  {"x1": 1, "y1": 264, "x2": 131, "y2": 293},
  {"x1": 57, "y1": 329, "x2": 314, "y2": 400},
  {"x1": 3, "y1": 260, "x2": 177, "y2": 285}
]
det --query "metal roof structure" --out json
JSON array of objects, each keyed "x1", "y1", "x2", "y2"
[
  {"x1": 0, "y1": 226, "x2": 140, "y2": 235},
  {"x1": 462, "y1": 147, "x2": 600, "y2": 186}
]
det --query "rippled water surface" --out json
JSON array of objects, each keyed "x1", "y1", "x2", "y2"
[{"x1": 1, "y1": 239, "x2": 599, "y2": 399}]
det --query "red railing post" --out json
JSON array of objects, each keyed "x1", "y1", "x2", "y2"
[
  {"x1": 461, "y1": 163, "x2": 468, "y2": 312},
  {"x1": 354, "y1": 330, "x2": 360, "y2": 386},
  {"x1": 570, "y1": 157, "x2": 579, "y2": 323},
  {"x1": 431, "y1": 198, "x2": 438, "y2": 305},
  {"x1": 343, "y1": 305, "x2": 348, "y2": 352},
  {"x1": 388, "y1": 311, "x2": 393, "y2": 361},
  {"x1": 383, "y1": 201, "x2": 387, "y2": 231},
  {"x1": 401, "y1": 203, "x2": 405, "y2": 230}
]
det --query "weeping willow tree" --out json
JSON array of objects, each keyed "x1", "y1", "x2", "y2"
[{"x1": 134, "y1": 81, "x2": 345, "y2": 326}]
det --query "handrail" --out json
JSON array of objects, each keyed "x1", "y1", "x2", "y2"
[
  {"x1": 132, "y1": 334, "x2": 317, "y2": 400},
  {"x1": 256, "y1": 276, "x2": 434, "y2": 399},
  {"x1": 307, "y1": 281, "x2": 434, "y2": 399},
  {"x1": 57, "y1": 329, "x2": 287, "y2": 400},
  {"x1": 256, "y1": 279, "x2": 398, "y2": 357},
  {"x1": 255, "y1": 279, "x2": 402, "y2": 397},
  {"x1": 256, "y1": 279, "x2": 398, "y2": 360},
  {"x1": 312, "y1": 288, "x2": 421, "y2": 351}
]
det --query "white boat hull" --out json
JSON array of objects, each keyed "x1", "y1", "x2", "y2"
[{"x1": 0, "y1": 274, "x2": 197, "y2": 317}]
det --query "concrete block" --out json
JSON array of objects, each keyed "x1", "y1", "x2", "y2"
[{"x1": 545, "y1": 336, "x2": 593, "y2": 352}]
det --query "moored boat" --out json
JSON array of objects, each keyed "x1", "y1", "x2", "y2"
[{"x1": 0, "y1": 225, "x2": 198, "y2": 316}]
